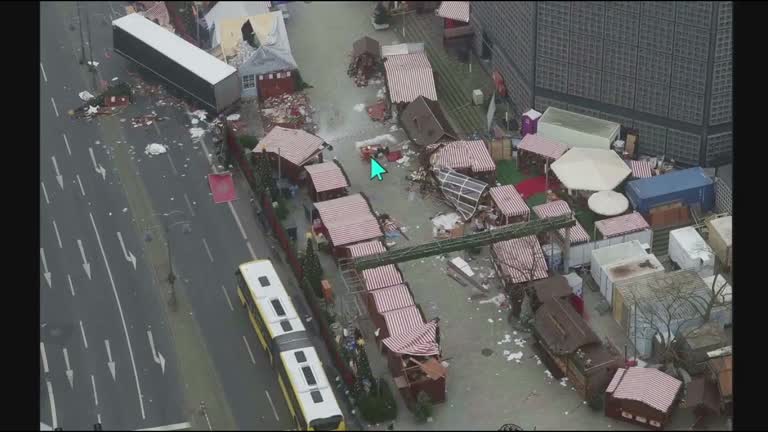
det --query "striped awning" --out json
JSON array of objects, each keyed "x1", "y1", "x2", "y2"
[
  {"x1": 384, "y1": 52, "x2": 438, "y2": 104},
  {"x1": 314, "y1": 194, "x2": 383, "y2": 247},
  {"x1": 489, "y1": 185, "x2": 530, "y2": 218},
  {"x1": 347, "y1": 239, "x2": 387, "y2": 258},
  {"x1": 304, "y1": 161, "x2": 349, "y2": 193},
  {"x1": 558, "y1": 220, "x2": 591, "y2": 245},
  {"x1": 431, "y1": 140, "x2": 496, "y2": 173},
  {"x1": 607, "y1": 367, "x2": 682, "y2": 414},
  {"x1": 532, "y1": 200, "x2": 572, "y2": 219},
  {"x1": 370, "y1": 284, "x2": 415, "y2": 314},
  {"x1": 491, "y1": 235, "x2": 549, "y2": 284},
  {"x1": 595, "y1": 212, "x2": 650, "y2": 238},
  {"x1": 383, "y1": 321, "x2": 440, "y2": 356},
  {"x1": 255, "y1": 126, "x2": 326, "y2": 167},
  {"x1": 518, "y1": 134, "x2": 568, "y2": 160},
  {"x1": 382, "y1": 305, "x2": 425, "y2": 337},
  {"x1": 362, "y1": 264, "x2": 404, "y2": 291},
  {"x1": 436, "y1": 1, "x2": 470, "y2": 23},
  {"x1": 627, "y1": 160, "x2": 654, "y2": 179}
]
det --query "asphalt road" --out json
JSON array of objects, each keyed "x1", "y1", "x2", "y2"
[{"x1": 41, "y1": 2, "x2": 293, "y2": 430}]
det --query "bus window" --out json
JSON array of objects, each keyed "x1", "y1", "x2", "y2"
[{"x1": 309, "y1": 415, "x2": 343, "y2": 431}]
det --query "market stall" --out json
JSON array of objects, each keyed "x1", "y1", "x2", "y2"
[
  {"x1": 429, "y1": 140, "x2": 497, "y2": 183},
  {"x1": 488, "y1": 185, "x2": 530, "y2": 225},
  {"x1": 255, "y1": 126, "x2": 327, "y2": 181},
  {"x1": 516, "y1": 133, "x2": 568, "y2": 176},
  {"x1": 304, "y1": 160, "x2": 350, "y2": 202},
  {"x1": 382, "y1": 45, "x2": 437, "y2": 112},
  {"x1": 313, "y1": 194, "x2": 384, "y2": 256}
]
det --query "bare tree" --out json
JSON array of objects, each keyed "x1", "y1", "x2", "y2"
[{"x1": 490, "y1": 235, "x2": 550, "y2": 321}]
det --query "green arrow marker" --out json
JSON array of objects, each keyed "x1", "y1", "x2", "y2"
[{"x1": 370, "y1": 159, "x2": 388, "y2": 181}]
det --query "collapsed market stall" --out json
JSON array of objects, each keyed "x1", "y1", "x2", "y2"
[
  {"x1": 349, "y1": 36, "x2": 383, "y2": 87},
  {"x1": 433, "y1": 167, "x2": 489, "y2": 221},
  {"x1": 428, "y1": 140, "x2": 497, "y2": 184}
]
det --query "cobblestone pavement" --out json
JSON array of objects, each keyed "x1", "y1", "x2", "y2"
[{"x1": 277, "y1": 2, "x2": 727, "y2": 430}]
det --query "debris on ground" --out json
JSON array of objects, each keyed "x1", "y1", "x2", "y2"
[
  {"x1": 226, "y1": 113, "x2": 241, "y2": 121},
  {"x1": 347, "y1": 52, "x2": 383, "y2": 87},
  {"x1": 145, "y1": 143, "x2": 168, "y2": 155},
  {"x1": 353, "y1": 103, "x2": 366, "y2": 112},
  {"x1": 355, "y1": 134, "x2": 398, "y2": 150},
  {"x1": 79, "y1": 91, "x2": 95, "y2": 101},
  {"x1": 131, "y1": 112, "x2": 167, "y2": 128},
  {"x1": 367, "y1": 100, "x2": 389, "y2": 122},
  {"x1": 261, "y1": 92, "x2": 317, "y2": 133},
  {"x1": 431, "y1": 212, "x2": 463, "y2": 238},
  {"x1": 71, "y1": 82, "x2": 133, "y2": 119}
]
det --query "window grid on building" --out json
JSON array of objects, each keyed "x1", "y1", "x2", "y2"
[
  {"x1": 666, "y1": 129, "x2": 702, "y2": 165},
  {"x1": 242, "y1": 74, "x2": 255, "y2": 89},
  {"x1": 671, "y1": 57, "x2": 707, "y2": 94},
  {"x1": 634, "y1": 80, "x2": 670, "y2": 117},
  {"x1": 604, "y1": 8, "x2": 639, "y2": 45},
  {"x1": 709, "y1": 91, "x2": 732, "y2": 125},
  {"x1": 570, "y1": 2, "x2": 605, "y2": 37},
  {"x1": 674, "y1": 1, "x2": 713, "y2": 29},
  {"x1": 641, "y1": 1, "x2": 675, "y2": 21},
  {"x1": 673, "y1": 23, "x2": 711, "y2": 61},
  {"x1": 639, "y1": 17, "x2": 674, "y2": 54},
  {"x1": 601, "y1": 73, "x2": 636, "y2": 108},
  {"x1": 568, "y1": 65, "x2": 602, "y2": 100},
  {"x1": 569, "y1": 33, "x2": 603, "y2": 67},
  {"x1": 669, "y1": 88, "x2": 705, "y2": 125},
  {"x1": 603, "y1": 41, "x2": 638, "y2": 78},
  {"x1": 636, "y1": 48, "x2": 672, "y2": 84},
  {"x1": 635, "y1": 120, "x2": 668, "y2": 156},
  {"x1": 537, "y1": 25, "x2": 570, "y2": 62},
  {"x1": 706, "y1": 132, "x2": 733, "y2": 161}
]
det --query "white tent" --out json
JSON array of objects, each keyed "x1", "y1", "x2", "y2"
[
  {"x1": 588, "y1": 190, "x2": 629, "y2": 216},
  {"x1": 433, "y1": 167, "x2": 488, "y2": 221},
  {"x1": 551, "y1": 147, "x2": 631, "y2": 192}
]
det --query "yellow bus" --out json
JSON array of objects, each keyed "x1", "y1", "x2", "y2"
[{"x1": 236, "y1": 259, "x2": 346, "y2": 431}]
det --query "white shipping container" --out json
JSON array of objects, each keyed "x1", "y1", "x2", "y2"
[
  {"x1": 601, "y1": 253, "x2": 664, "y2": 305},
  {"x1": 537, "y1": 107, "x2": 620, "y2": 150},
  {"x1": 590, "y1": 240, "x2": 648, "y2": 303},
  {"x1": 669, "y1": 227, "x2": 715, "y2": 277}
]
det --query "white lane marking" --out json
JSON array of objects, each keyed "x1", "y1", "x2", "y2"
[
  {"x1": 136, "y1": 422, "x2": 192, "y2": 431},
  {"x1": 41, "y1": 182, "x2": 50, "y2": 205},
  {"x1": 40, "y1": 342, "x2": 50, "y2": 374},
  {"x1": 202, "y1": 238, "x2": 214, "y2": 262},
  {"x1": 46, "y1": 381, "x2": 58, "y2": 429},
  {"x1": 41, "y1": 248, "x2": 52, "y2": 288},
  {"x1": 62, "y1": 133, "x2": 71, "y2": 156},
  {"x1": 183, "y1": 193, "x2": 195, "y2": 217},
  {"x1": 52, "y1": 220, "x2": 63, "y2": 248},
  {"x1": 105, "y1": 339, "x2": 116, "y2": 381},
  {"x1": 166, "y1": 152, "x2": 179, "y2": 175},
  {"x1": 221, "y1": 285, "x2": 234, "y2": 311},
  {"x1": 265, "y1": 390, "x2": 280, "y2": 421},
  {"x1": 67, "y1": 274, "x2": 75, "y2": 297},
  {"x1": 89, "y1": 147, "x2": 107, "y2": 180},
  {"x1": 77, "y1": 239, "x2": 92, "y2": 280},
  {"x1": 91, "y1": 375, "x2": 99, "y2": 406},
  {"x1": 40, "y1": 62, "x2": 48, "y2": 82},
  {"x1": 97, "y1": 414, "x2": 102, "y2": 425},
  {"x1": 63, "y1": 348, "x2": 74, "y2": 389},
  {"x1": 77, "y1": 175, "x2": 86, "y2": 196},
  {"x1": 246, "y1": 241, "x2": 257, "y2": 260},
  {"x1": 79, "y1": 320, "x2": 89, "y2": 349},
  {"x1": 117, "y1": 232, "x2": 137, "y2": 270},
  {"x1": 51, "y1": 97, "x2": 59, "y2": 117},
  {"x1": 147, "y1": 330, "x2": 166, "y2": 375},
  {"x1": 52, "y1": 156, "x2": 64, "y2": 189},
  {"x1": 228, "y1": 202, "x2": 247, "y2": 240},
  {"x1": 89, "y1": 212, "x2": 146, "y2": 419},
  {"x1": 242, "y1": 336, "x2": 256, "y2": 365},
  {"x1": 199, "y1": 137, "x2": 213, "y2": 165}
]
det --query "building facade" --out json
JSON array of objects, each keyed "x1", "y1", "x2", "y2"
[{"x1": 469, "y1": 1, "x2": 732, "y2": 167}]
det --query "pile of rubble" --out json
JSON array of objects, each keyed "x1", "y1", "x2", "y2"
[
  {"x1": 261, "y1": 92, "x2": 317, "y2": 133},
  {"x1": 70, "y1": 82, "x2": 133, "y2": 120},
  {"x1": 131, "y1": 112, "x2": 168, "y2": 128},
  {"x1": 347, "y1": 53, "x2": 384, "y2": 87}
]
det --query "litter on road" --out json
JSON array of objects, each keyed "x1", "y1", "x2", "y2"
[{"x1": 145, "y1": 143, "x2": 168, "y2": 156}]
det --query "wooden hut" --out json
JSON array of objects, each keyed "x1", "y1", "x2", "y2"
[{"x1": 605, "y1": 367, "x2": 682, "y2": 429}]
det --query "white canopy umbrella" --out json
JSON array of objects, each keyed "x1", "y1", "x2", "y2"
[
  {"x1": 550, "y1": 147, "x2": 631, "y2": 192},
  {"x1": 588, "y1": 190, "x2": 629, "y2": 216}
]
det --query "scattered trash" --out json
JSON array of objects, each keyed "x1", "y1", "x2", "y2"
[
  {"x1": 389, "y1": 124, "x2": 399, "y2": 132},
  {"x1": 79, "y1": 91, "x2": 95, "y2": 101},
  {"x1": 87, "y1": 60, "x2": 99, "y2": 68},
  {"x1": 479, "y1": 293, "x2": 506, "y2": 306},
  {"x1": 112, "y1": 77, "x2": 119, "y2": 81},
  {"x1": 261, "y1": 92, "x2": 317, "y2": 133},
  {"x1": 122, "y1": 208, "x2": 128, "y2": 213},
  {"x1": 505, "y1": 351, "x2": 523, "y2": 362},
  {"x1": 353, "y1": 103, "x2": 366, "y2": 112},
  {"x1": 189, "y1": 128, "x2": 206, "y2": 139},
  {"x1": 226, "y1": 113, "x2": 241, "y2": 121},
  {"x1": 354, "y1": 134, "x2": 397, "y2": 150},
  {"x1": 191, "y1": 118, "x2": 199, "y2": 125},
  {"x1": 487, "y1": 318, "x2": 494, "y2": 324},
  {"x1": 145, "y1": 143, "x2": 168, "y2": 155}
]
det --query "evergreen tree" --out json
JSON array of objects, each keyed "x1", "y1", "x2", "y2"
[
  {"x1": 302, "y1": 239, "x2": 324, "y2": 297},
  {"x1": 252, "y1": 150, "x2": 277, "y2": 197}
]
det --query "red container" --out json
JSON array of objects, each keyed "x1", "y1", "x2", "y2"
[{"x1": 569, "y1": 294, "x2": 584, "y2": 316}]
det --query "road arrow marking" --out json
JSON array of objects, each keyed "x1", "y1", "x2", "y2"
[
  {"x1": 52, "y1": 220, "x2": 63, "y2": 249},
  {"x1": 147, "y1": 330, "x2": 166, "y2": 375},
  {"x1": 51, "y1": 156, "x2": 63, "y2": 189},
  {"x1": 62, "y1": 133, "x2": 71, "y2": 156},
  {"x1": 89, "y1": 147, "x2": 107, "y2": 180},
  {"x1": 63, "y1": 348, "x2": 74, "y2": 389},
  {"x1": 117, "y1": 232, "x2": 137, "y2": 270},
  {"x1": 104, "y1": 340, "x2": 116, "y2": 381},
  {"x1": 67, "y1": 275, "x2": 75, "y2": 297},
  {"x1": 77, "y1": 239, "x2": 92, "y2": 279},
  {"x1": 40, "y1": 248, "x2": 52, "y2": 288},
  {"x1": 40, "y1": 342, "x2": 49, "y2": 374}
]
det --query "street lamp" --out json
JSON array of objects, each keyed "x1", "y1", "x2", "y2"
[{"x1": 145, "y1": 211, "x2": 192, "y2": 309}]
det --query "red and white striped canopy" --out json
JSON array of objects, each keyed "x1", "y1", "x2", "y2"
[
  {"x1": 595, "y1": 212, "x2": 650, "y2": 238},
  {"x1": 627, "y1": 160, "x2": 654, "y2": 179},
  {"x1": 369, "y1": 284, "x2": 415, "y2": 314},
  {"x1": 436, "y1": 1, "x2": 470, "y2": 23},
  {"x1": 518, "y1": 134, "x2": 568, "y2": 160},
  {"x1": 492, "y1": 235, "x2": 549, "y2": 284},
  {"x1": 256, "y1": 126, "x2": 326, "y2": 167},
  {"x1": 362, "y1": 264, "x2": 404, "y2": 291},
  {"x1": 346, "y1": 239, "x2": 387, "y2": 258},
  {"x1": 382, "y1": 305, "x2": 425, "y2": 337},
  {"x1": 489, "y1": 185, "x2": 530, "y2": 218},
  {"x1": 304, "y1": 161, "x2": 349, "y2": 193},
  {"x1": 558, "y1": 220, "x2": 591, "y2": 244},
  {"x1": 431, "y1": 140, "x2": 496, "y2": 173},
  {"x1": 384, "y1": 52, "x2": 438, "y2": 104},
  {"x1": 383, "y1": 321, "x2": 440, "y2": 356},
  {"x1": 532, "y1": 200, "x2": 572, "y2": 219},
  {"x1": 607, "y1": 367, "x2": 682, "y2": 413},
  {"x1": 314, "y1": 194, "x2": 383, "y2": 247}
]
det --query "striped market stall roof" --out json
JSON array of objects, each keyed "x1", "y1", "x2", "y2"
[
  {"x1": 491, "y1": 235, "x2": 549, "y2": 284},
  {"x1": 627, "y1": 159, "x2": 654, "y2": 179},
  {"x1": 346, "y1": 239, "x2": 387, "y2": 258},
  {"x1": 595, "y1": 212, "x2": 650, "y2": 238},
  {"x1": 560, "y1": 220, "x2": 590, "y2": 244},
  {"x1": 314, "y1": 194, "x2": 383, "y2": 247},
  {"x1": 489, "y1": 185, "x2": 530, "y2": 218},
  {"x1": 381, "y1": 305, "x2": 425, "y2": 337},
  {"x1": 304, "y1": 161, "x2": 349, "y2": 193},
  {"x1": 436, "y1": 1, "x2": 470, "y2": 23},
  {"x1": 518, "y1": 134, "x2": 568, "y2": 160},
  {"x1": 383, "y1": 321, "x2": 440, "y2": 356},
  {"x1": 431, "y1": 140, "x2": 496, "y2": 173},
  {"x1": 532, "y1": 200, "x2": 572, "y2": 218},
  {"x1": 384, "y1": 52, "x2": 438, "y2": 104},
  {"x1": 362, "y1": 264, "x2": 404, "y2": 291},
  {"x1": 255, "y1": 126, "x2": 326, "y2": 167},
  {"x1": 607, "y1": 367, "x2": 682, "y2": 414},
  {"x1": 370, "y1": 284, "x2": 415, "y2": 314}
]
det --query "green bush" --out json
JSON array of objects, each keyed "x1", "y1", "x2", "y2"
[
  {"x1": 275, "y1": 194, "x2": 289, "y2": 221},
  {"x1": 238, "y1": 135, "x2": 259, "y2": 151},
  {"x1": 412, "y1": 391, "x2": 433, "y2": 423},
  {"x1": 358, "y1": 380, "x2": 398, "y2": 423}
]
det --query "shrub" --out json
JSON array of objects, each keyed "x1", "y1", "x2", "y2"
[
  {"x1": 412, "y1": 391, "x2": 433, "y2": 423},
  {"x1": 358, "y1": 379, "x2": 398, "y2": 423},
  {"x1": 238, "y1": 135, "x2": 259, "y2": 151}
]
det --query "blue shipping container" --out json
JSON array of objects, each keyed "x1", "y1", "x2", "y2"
[{"x1": 625, "y1": 167, "x2": 715, "y2": 214}]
